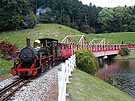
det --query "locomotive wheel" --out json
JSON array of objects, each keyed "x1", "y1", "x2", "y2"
[
  {"x1": 48, "y1": 61, "x2": 52, "y2": 70},
  {"x1": 38, "y1": 68, "x2": 42, "y2": 74},
  {"x1": 41, "y1": 65, "x2": 45, "y2": 73},
  {"x1": 41, "y1": 64, "x2": 47, "y2": 73}
]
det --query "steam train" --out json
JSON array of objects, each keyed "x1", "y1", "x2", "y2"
[{"x1": 10, "y1": 38, "x2": 73, "y2": 77}]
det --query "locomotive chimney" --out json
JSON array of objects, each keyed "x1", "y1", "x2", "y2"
[
  {"x1": 24, "y1": 23, "x2": 31, "y2": 47},
  {"x1": 26, "y1": 32, "x2": 31, "y2": 47},
  {"x1": 26, "y1": 38, "x2": 31, "y2": 47}
]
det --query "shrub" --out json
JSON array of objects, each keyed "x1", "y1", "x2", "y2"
[
  {"x1": 23, "y1": 12, "x2": 37, "y2": 28},
  {"x1": 76, "y1": 50, "x2": 99, "y2": 75},
  {"x1": 119, "y1": 48, "x2": 129, "y2": 56},
  {"x1": 79, "y1": 24, "x2": 96, "y2": 34},
  {"x1": 0, "y1": 41, "x2": 18, "y2": 59}
]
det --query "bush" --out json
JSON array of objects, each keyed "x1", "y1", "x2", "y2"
[
  {"x1": 23, "y1": 12, "x2": 37, "y2": 28},
  {"x1": 0, "y1": 41, "x2": 18, "y2": 59},
  {"x1": 119, "y1": 48, "x2": 129, "y2": 56},
  {"x1": 79, "y1": 24, "x2": 96, "y2": 34},
  {"x1": 76, "y1": 50, "x2": 99, "y2": 75}
]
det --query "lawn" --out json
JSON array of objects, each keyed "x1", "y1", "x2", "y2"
[
  {"x1": 0, "y1": 58, "x2": 13, "y2": 79},
  {"x1": 67, "y1": 69, "x2": 134, "y2": 101},
  {"x1": 86, "y1": 32, "x2": 135, "y2": 44},
  {"x1": 0, "y1": 24, "x2": 135, "y2": 49},
  {"x1": 0, "y1": 24, "x2": 82, "y2": 48}
]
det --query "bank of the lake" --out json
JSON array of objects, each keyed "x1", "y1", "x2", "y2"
[
  {"x1": 67, "y1": 69, "x2": 134, "y2": 101},
  {"x1": 97, "y1": 54, "x2": 135, "y2": 98},
  {"x1": 115, "y1": 51, "x2": 135, "y2": 60}
]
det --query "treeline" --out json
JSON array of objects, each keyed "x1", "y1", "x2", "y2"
[
  {"x1": 98, "y1": 7, "x2": 135, "y2": 32},
  {"x1": 37, "y1": 0, "x2": 135, "y2": 33},
  {"x1": 37, "y1": 0, "x2": 101, "y2": 33},
  {"x1": 0, "y1": 0, "x2": 37, "y2": 31},
  {"x1": 0, "y1": 0, "x2": 135, "y2": 33}
]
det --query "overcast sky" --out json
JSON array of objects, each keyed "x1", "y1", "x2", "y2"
[{"x1": 80, "y1": 0, "x2": 135, "y2": 7}]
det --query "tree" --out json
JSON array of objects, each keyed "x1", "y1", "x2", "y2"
[
  {"x1": 0, "y1": 0, "x2": 37, "y2": 31},
  {"x1": 112, "y1": 6, "x2": 133, "y2": 32},
  {"x1": 98, "y1": 8, "x2": 114, "y2": 32},
  {"x1": 129, "y1": 15, "x2": 135, "y2": 31},
  {"x1": 37, "y1": 0, "x2": 100, "y2": 33}
]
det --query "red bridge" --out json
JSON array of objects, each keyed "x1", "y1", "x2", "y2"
[{"x1": 61, "y1": 35, "x2": 135, "y2": 57}]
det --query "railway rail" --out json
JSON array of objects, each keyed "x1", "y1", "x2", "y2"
[{"x1": 0, "y1": 78, "x2": 31, "y2": 101}]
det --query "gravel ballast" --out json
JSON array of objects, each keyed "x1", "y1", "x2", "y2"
[
  {"x1": 0, "y1": 76, "x2": 19, "y2": 89},
  {"x1": 9, "y1": 66, "x2": 59, "y2": 101}
]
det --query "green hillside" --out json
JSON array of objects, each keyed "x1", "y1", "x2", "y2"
[
  {"x1": 67, "y1": 69, "x2": 134, "y2": 101},
  {"x1": 0, "y1": 58, "x2": 12, "y2": 80},
  {"x1": 0, "y1": 24, "x2": 82, "y2": 48},
  {"x1": 0, "y1": 24, "x2": 135, "y2": 49},
  {"x1": 86, "y1": 32, "x2": 135, "y2": 44}
]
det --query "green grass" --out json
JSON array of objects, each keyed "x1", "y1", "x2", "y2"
[
  {"x1": 86, "y1": 32, "x2": 135, "y2": 44},
  {"x1": 0, "y1": 24, "x2": 135, "y2": 48},
  {"x1": 0, "y1": 24, "x2": 82, "y2": 48},
  {"x1": 0, "y1": 58, "x2": 13, "y2": 78},
  {"x1": 67, "y1": 69, "x2": 134, "y2": 101}
]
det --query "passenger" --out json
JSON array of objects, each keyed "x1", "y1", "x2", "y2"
[
  {"x1": 33, "y1": 40, "x2": 41, "y2": 67},
  {"x1": 33, "y1": 39, "x2": 41, "y2": 58},
  {"x1": 33, "y1": 39, "x2": 46, "y2": 57},
  {"x1": 33, "y1": 40, "x2": 41, "y2": 51}
]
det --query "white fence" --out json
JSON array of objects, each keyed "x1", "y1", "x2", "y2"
[{"x1": 58, "y1": 54, "x2": 76, "y2": 101}]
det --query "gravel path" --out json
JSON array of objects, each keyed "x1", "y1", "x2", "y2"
[
  {"x1": 0, "y1": 76, "x2": 19, "y2": 89},
  {"x1": 9, "y1": 65, "x2": 59, "y2": 101}
]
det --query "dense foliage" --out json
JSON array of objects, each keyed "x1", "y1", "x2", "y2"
[
  {"x1": 98, "y1": 6, "x2": 135, "y2": 32},
  {"x1": 0, "y1": 41, "x2": 18, "y2": 59},
  {"x1": 37, "y1": 0, "x2": 135, "y2": 33},
  {"x1": 119, "y1": 48, "x2": 130, "y2": 56},
  {"x1": 76, "y1": 50, "x2": 99, "y2": 75},
  {"x1": 36, "y1": 0, "x2": 101, "y2": 33},
  {"x1": 0, "y1": 0, "x2": 37, "y2": 31},
  {"x1": 0, "y1": 0, "x2": 135, "y2": 33}
]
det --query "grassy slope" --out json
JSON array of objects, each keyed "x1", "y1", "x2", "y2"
[
  {"x1": 0, "y1": 58, "x2": 12, "y2": 79},
  {"x1": 0, "y1": 24, "x2": 82, "y2": 48},
  {"x1": 67, "y1": 69, "x2": 134, "y2": 101},
  {"x1": 86, "y1": 32, "x2": 135, "y2": 44},
  {"x1": 1, "y1": 24, "x2": 135, "y2": 49}
]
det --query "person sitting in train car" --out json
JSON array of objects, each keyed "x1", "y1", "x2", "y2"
[
  {"x1": 33, "y1": 40, "x2": 42, "y2": 67},
  {"x1": 33, "y1": 39, "x2": 48, "y2": 57},
  {"x1": 33, "y1": 40, "x2": 41, "y2": 52},
  {"x1": 33, "y1": 39, "x2": 45, "y2": 57}
]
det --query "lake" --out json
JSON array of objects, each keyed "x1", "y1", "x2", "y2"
[{"x1": 96, "y1": 59, "x2": 135, "y2": 98}]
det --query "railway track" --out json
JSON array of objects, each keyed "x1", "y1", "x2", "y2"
[{"x1": 0, "y1": 78, "x2": 31, "y2": 101}]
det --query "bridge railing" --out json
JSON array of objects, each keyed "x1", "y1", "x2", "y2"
[
  {"x1": 87, "y1": 44, "x2": 130, "y2": 52},
  {"x1": 58, "y1": 54, "x2": 76, "y2": 101},
  {"x1": 60, "y1": 43, "x2": 135, "y2": 56}
]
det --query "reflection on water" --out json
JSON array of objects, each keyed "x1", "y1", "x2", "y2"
[{"x1": 96, "y1": 59, "x2": 135, "y2": 98}]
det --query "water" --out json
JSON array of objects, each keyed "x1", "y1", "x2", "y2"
[{"x1": 96, "y1": 59, "x2": 135, "y2": 98}]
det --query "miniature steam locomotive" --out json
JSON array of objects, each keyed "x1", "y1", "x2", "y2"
[{"x1": 10, "y1": 38, "x2": 73, "y2": 77}]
